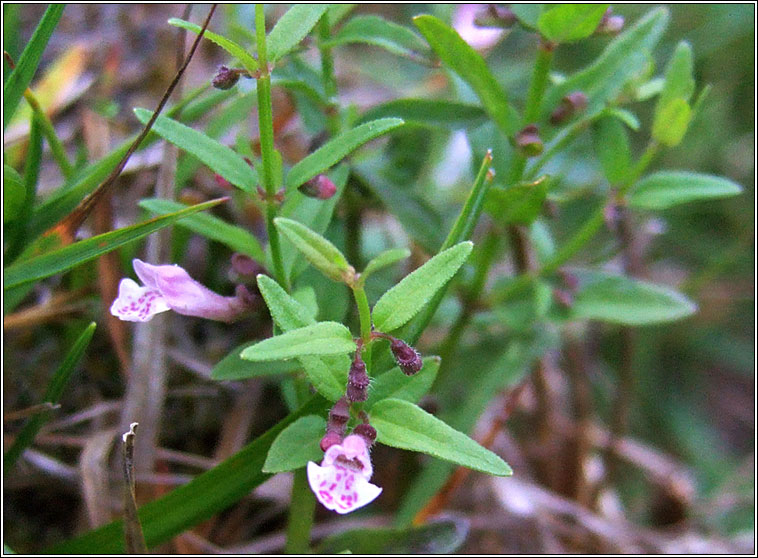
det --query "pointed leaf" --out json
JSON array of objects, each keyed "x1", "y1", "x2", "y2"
[
  {"x1": 369, "y1": 399, "x2": 511, "y2": 476},
  {"x1": 211, "y1": 342, "x2": 303, "y2": 380},
  {"x1": 365, "y1": 356, "x2": 440, "y2": 409},
  {"x1": 317, "y1": 517, "x2": 468, "y2": 554},
  {"x1": 359, "y1": 248, "x2": 411, "y2": 286},
  {"x1": 653, "y1": 41, "x2": 695, "y2": 133},
  {"x1": 4, "y1": 164, "x2": 25, "y2": 222},
  {"x1": 629, "y1": 171, "x2": 742, "y2": 210},
  {"x1": 257, "y1": 274, "x2": 316, "y2": 330},
  {"x1": 323, "y1": 15, "x2": 433, "y2": 65},
  {"x1": 537, "y1": 4, "x2": 608, "y2": 43},
  {"x1": 267, "y1": 4, "x2": 329, "y2": 62},
  {"x1": 134, "y1": 108, "x2": 257, "y2": 192},
  {"x1": 139, "y1": 198, "x2": 266, "y2": 264},
  {"x1": 263, "y1": 415, "x2": 326, "y2": 473},
  {"x1": 571, "y1": 269, "x2": 697, "y2": 325},
  {"x1": 240, "y1": 322, "x2": 355, "y2": 362},
  {"x1": 285, "y1": 118, "x2": 404, "y2": 189},
  {"x1": 359, "y1": 98, "x2": 487, "y2": 129},
  {"x1": 275, "y1": 217, "x2": 353, "y2": 283},
  {"x1": 4, "y1": 199, "x2": 225, "y2": 290},
  {"x1": 3, "y1": 4, "x2": 65, "y2": 127},
  {"x1": 414, "y1": 15, "x2": 518, "y2": 137},
  {"x1": 167, "y1": 18, "x2": 258, "y2": 72},
  {"x1": 372, "y1": 242, "x2": 473, "y2": 332}
]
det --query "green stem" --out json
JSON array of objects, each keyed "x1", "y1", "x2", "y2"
[
  {"x1": 23, "y1": 89, "x2": 73, "y2": 179},
  {"x1": 284, "y1": 464, "x2": 316, "y2": 554},
  {"x1": 255, "y1": 4, "x2": 288, "y2": 290},
  {"x1": 524, "y1": 41, "x2": 554, "y2": 124},
  {"x1": 352, "y1": 285, "x2": 373, "y2": 374}
]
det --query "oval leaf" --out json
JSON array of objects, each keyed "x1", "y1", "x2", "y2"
[
  {"x1": 286, "y1": 118, "x2": 404, "y2": 189},
  {"x1": 211, "y1": 342, "x2": 302, "y2": 380},
  {"x1": 140, "y1": 198, "x2": 266, "y2": 264},
  {"x1": 263, "y1": 415, "x2": 326, "y2": 473},
  {"x1": 571, "y1": 269, "x2": 697, "y2": 325},
  {"x1": 537, "y1": 4, "x2": 608, "y2": 43},
  {"x1": 275, "y1": 217, "x2": 353, "y2": 283},
  {"x1": 413, "y1": 15, "x2": 518, "y2": 137},
  {"x1": 134, "y1": 108, "x2": 257, "y2": 192},
  {"x1": 267, "y1": 4, "x2": 329, "y2": 63},
  {"x1": 372, "y1": 241, "x2": 473, "y2": 332},
  {"x1": 240, "y1": 322, "x2": 355, "y2": 362},
  {"x1": 369, "y1": 399, "x2": 511, "y2": 476},
  {"x1": 629, "y1": 171, "x2": 742, "y2": 210},
  {"x1": 653, "y1": 41, "x2": 695, "y2": 135},
  {"x1": 167, "y1": 18, "x2": 258, "y2": 72}
]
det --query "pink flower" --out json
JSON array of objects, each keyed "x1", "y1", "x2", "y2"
[
  {"x1": 453, "y1": 4, "x2": 506, "y2": 51},
  {"x1": 110, "y1": 259, "x2": 254, "y2": 323},
  {"x1": 307, "y1": 434, "x2": 382, "y2": 514}
]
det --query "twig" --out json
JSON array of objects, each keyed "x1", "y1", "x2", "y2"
[{"x1": 122, "y1": 422, "x2": 147, "y2": 554}]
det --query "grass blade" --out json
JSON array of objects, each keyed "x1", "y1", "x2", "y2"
[
  {"x1": 4, "y1": 199, "x2": 226, "y2": 290},
  {"x1": 4, "y1": 322, "x2": 96, "y2": 471}
]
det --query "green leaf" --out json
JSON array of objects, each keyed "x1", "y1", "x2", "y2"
[
  {"x1": 592, "y1": 116, "x2": 632, "y2": 184},
  {"x1": 541, "y1": 8, "x2": 669, "y2": 119},
  {"x1": 211, "y1": 342, "x2": 303, "y2": 380},
  {"x1": 571, "y1": 269, "x2": 697, "y2": 325},
  {"x1": 167, "y1": 18, "x2": 258, "y2": 72},
  {"x1": 359, "y1": 98, "x2": 487, "y2": 129},
  {"x1": 369, "y1": 399, "x2": 511, "y2": 476},
  {"x1": 267, "y1": 4, "x2": 329, "y2": 62},
  {"x1": 285, "y1": 118, "x2": 404, "y2": 189},
  {"x1": 485, "y1": 176, "x2": 550, "y2": 225},
  {"x1": 654, "y1": 41, "x2": 695, "y2": 125},
  {"x1": 365, "y1": 356, "x2": 440, "y2": 409},
  {"x1": 3, "y1": 4, "x2": 64, "y2": 127},
  {"x1": 327, "y1": 4, "x2": 356, "y2": 27},
  {"x1": 605, "y1": 107, "x2": 641, "y2": 130},
  {"x1": 317, "y1": 517, "x2": 468, "y2": 554},
  {"x1": 629, "y1": 171, "x2": 742, "y2": 210},
  {"x1": 510, "y1": 4, "x2": 545, "y2": 30},
  {"x1": 651, "y1": 97, "x2": 691, "y2": 147},
  {"x1": 372, "y1": 242, "x2": 473, "y2": 332},
  {"x1": 134, "y1": 108, "x2": 257, "y2": 192},
  {"x1": 263, "y1": 415, "x2": 326, "y2": 473},
  {"x1": 258, "y1": 274, "x2": 316, "y2": 330},
  {"x1": 324, "y1": 15, "x2": 433, "y2": 65},
  {"x1": 139, "y1": 198, "x2": 266, "y2": 264},
  {"x1": 4, "y1": 199, "x2": 225, "y2": 290},
  {"x1": 3, "y1": 164, "x2": 25, "y2": 223},
  {"x1": 537, "y1": 4, "x2": 608, "y2": 43},
  {"x1": 4, "y1": 322, "x2": 95, "y2": 470},
  {"x1": 46, "y1": 395, "x2": 329, "y2": 554},
  {"x1": 255, "y1": 275, "x2": 348, "y2": 401},
  {"x1": 413, "y1": 15, "x2": 518, "y2": 137},
  {"x1": 358, "y1": 248, "x2": 411, "y2": 287},
  {"x1": 240, "y1": 322, "x2": 355, "y2": 362},
  {"x1": 275, "y1": 217, "x2": 353, "y2": 283}
]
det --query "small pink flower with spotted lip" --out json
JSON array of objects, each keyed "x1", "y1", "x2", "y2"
[
  {"x1": 307, "y1": 434, "x2": 382, "y2": 514},
  {"x1": 110, "y1": 259, "x2": 253, "y2": 323}
]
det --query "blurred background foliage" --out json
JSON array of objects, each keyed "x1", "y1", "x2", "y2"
[{"x1": 3, "y1": 3, "x2": 754, "y2": 553}]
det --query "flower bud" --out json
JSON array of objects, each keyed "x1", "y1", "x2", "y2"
[
  {"x1": 214, "y1": 174, "x2": 233, "y2": 190},
  {"x1": 347, "y1": 357, "x2": 370, "y2": 402},
  {"x1": 320, "y1": 430, "x2": 343, "y2": 452},
  {"x1": 231, "y1": 253, "x2": 263, "y2": 278},
  {"x1": 553, "y1": 288, "x2": 574, "y2": 309},
  {"x1": 516, "y1": 124, "x2": 543, "y2": 157},
  {"x1": 328, "y1": 397, "x2": 351, "y2": 427},
  {"x1": 212, "y1": 66, "x2": 241, "y2": 90},
  {"x1": 550, "y1": 91, "x2": 588, "y2": 125},
  {"x1": 353, "y1": 423, "x2": 377, "y2": 447},
  {"x1": 595, "y1": 8, "x2": 624, "y2": 35},
  {"x1": 390, "y1": 338, "x2": 422, "y2": 376},
  {"x1": 298, "y1": 174, "x2": 337, "y2": 200}
]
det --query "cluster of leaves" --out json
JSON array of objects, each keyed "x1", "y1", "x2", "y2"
[{"x1": 3, "y1": 4, "x2": 746, "y2": 553}]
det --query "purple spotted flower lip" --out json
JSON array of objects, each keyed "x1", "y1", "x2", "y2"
[
  {"x1": 307, "y1": 434, "x2": 382, "y2": 514},
  {"x1": 110, "y1": 259, "x2": 252, "y2": 323}
]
